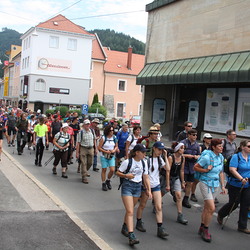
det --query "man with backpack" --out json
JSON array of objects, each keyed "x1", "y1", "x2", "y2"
[
  {"x1": 76, "y1": 119, "x2": 96, "y2": 184},
  {"x1": 222, "y1": 129, "x2": 237, "y2": 160},
  {"x1": 176, "y1": 121, "x2": 193, "y2": 142},
  {"x1": 141, "y1": 126, "x2": 159, "y2": 157}
]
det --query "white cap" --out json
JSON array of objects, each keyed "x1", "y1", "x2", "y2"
[
  {"x1": 203, "y1": 133, "x2": 212, "y2": 139},
  {"x1": 62, "y1": 123, "x2": 69, "y2": 128},
  {"x1": 37, "y1": 109, "x2": 41, "y2": 113},
  {"x1": 83, "y1": 119, "x2": 91, "y2": 125}
]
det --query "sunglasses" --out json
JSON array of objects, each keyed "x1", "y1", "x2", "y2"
[
  {"x1": 246, "y1": 145, "x2": 250, "y2": 148},
  {"x1": 110, "y1": 129, "x2": 114, "y2": 131},
  {"x1": 186, "y1": 125, "x2": 192, "y2": 127},
  {"x1": 191, "y1": 134, "x2": 197, "y2": 136}
]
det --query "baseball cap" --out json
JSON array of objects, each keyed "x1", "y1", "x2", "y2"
[
  {"x1": 133, "y1": 144, "x2": 149, "y2": 152},
  {"x1": 83, "y1": 119, "x2": 91, "y2": 125},
  {"x1": 153, "y1": 141, "x2": 165, "y2": 149},
  {"x1": 62, "y1": 123, "x2": 69, "y2": 128},
  {"x1": 203, "y1": 133, "x2": 212, "y2": 139},
  {"x1": 92, "y1": 118, "x2": 100, "y2": 124}
]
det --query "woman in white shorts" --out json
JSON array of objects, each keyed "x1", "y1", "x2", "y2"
[
  {"x1": 194, "y1": 138, "x2": 226, "y2": 243},
  {"x1": 136, "y1": 141, "x2": 169, "y2": 239}
]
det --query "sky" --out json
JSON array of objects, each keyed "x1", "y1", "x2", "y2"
[{"x1": 0, "y1": 0, "x2": 152, "y2": 42}]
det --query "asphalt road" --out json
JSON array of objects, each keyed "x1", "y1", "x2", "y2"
[{"x1": 3, "y1": 139, "x2": 249, "y2": 250}]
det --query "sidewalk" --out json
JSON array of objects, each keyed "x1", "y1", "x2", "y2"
[{"x1": 0, "y1": 151, "x2": 110, "y2": 250}]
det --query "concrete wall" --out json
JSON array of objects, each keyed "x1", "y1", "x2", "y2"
[{"x1": 146, "y1": 0, "x2": 250, "y2": 63}]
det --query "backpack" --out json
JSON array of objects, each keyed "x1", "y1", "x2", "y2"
[
  {"x1": 137, "y1": 136, "x2": 149, "y2": 148},
  {"x1": 223, "y1": 153, "x2": 240, "y2": 177},
  {"x1": 102, "y1": 135, "x2": 117, "y2": 145},
  {"x1": 80, "y1": 128, "x2": 95, "y2": 141},
  {"x1": 118, "y1": 158, "x2": 145, "y2": 190}
]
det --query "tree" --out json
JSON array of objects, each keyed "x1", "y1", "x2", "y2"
[
  {"x1": 91, "y1": 93, "x2": 99, "y2": 106},
  {"x1": 88, "y1": 103, "x2": 107, "y2": 117}
]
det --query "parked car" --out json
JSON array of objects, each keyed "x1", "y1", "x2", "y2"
[
  {"x1": 87, "y1": 113, "x2": 105, "y2": 121},
  {"x1": 130, "y1": 115, "x2": 141, "y2": 127}
]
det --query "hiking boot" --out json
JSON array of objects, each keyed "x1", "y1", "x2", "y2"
[
  {"x1": 177, "y1": 213, "x2": 188, "y2": 225},
  {"x1": 61, "y1": 173, "x2": 68, "y2": 178},
  {"x1": 217, "y1": 214, "x2": 223, "y2": 225},
  {"x1": 128, "y1": 232, "x2": 139, "y2": 246},
  {"x1": 157, "y1": 226, "x2": 169, "y2": 238},
  {"x1": 93, "y1": 167, "x2": 99, "y2": 172},
  {"x1": 190, "y1": 194, "x2": 198, "y2": 202},
  {"x1": 121, "y1": 223, "x2": 129, "y2": 237},
  {"x1": 214, "y1": 197, "x2": 219, "y2": 204},
  {"x1": 18, "y1": 151, "x2": 22, "y2": 155},
  {"x1": 201, "y1": 228, "x2": 212, "y2": 242},
  {"x1": 82, "y1": 178, "x2": 89, "y2": 184},
  {"x1": 136, "y1": 220, "x2": 146, "y2": 232},
  {"x1": 106, "y1": 179, "x2": 112, "y2": 190},
  {"x1": 198, "y1": 225, "x2": 204, "y2": 235},
  {"x1": 38, "y1": 163, "x2": 42, "y2": 167},
  {"x1": 238, "y1": 228, "x2": 250, "y2": 234},
  {"x1": 52, "y1": 167, "x2": 57, "y2": 175},
  {"x1": 182, "y1": 197, "x2": 191, "y2": 208},
  {"x1": 102, "y1": 182, "x2": 108, "y2": 191}
]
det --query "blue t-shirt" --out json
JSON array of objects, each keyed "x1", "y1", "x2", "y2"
[
  {"x1": 116, "y1": 130, "x2": 129, "y2": 150},
  {"x1": 197, "y1": 150, "x2": 224, "y2": 190},
  {"x1": 228, "y1": 152, "x2": 250, "y2": 188}
]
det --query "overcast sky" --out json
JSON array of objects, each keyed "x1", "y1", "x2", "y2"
[{"x1": 0, "y1": 0, "x2": 152, "y2": 42}]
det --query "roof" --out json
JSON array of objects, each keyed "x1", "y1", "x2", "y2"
[
  {"x1": 137, "y1": 50, "x2": 250, "y2": 85},
  {"x1": 36, "y1": 14, "x2": 94, "y2": 37},
  {"x1": 146, "y1": 0, "x2": 178, "y2": 12},
  {"x1": 92, "y1": 34, "x2": 107, "y2": 61},
  {"x1": 103, "y1": 47, "x2": 145, "y2": 76}
]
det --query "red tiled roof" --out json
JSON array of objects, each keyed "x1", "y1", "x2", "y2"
[
  {"x1": 103, "y1": 47, "x2": 145, "y2": 75},
  {"x1": 92, "y1": 35, "x2": 106, "y2": 60},
  {"x1": 36, "y1": 14, "x2": 94, "y2": 36}
]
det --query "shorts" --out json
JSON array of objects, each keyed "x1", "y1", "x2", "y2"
[
  {"x1": 199, "y1": 181, "x2": 219, "y2": 200},
  {"x1": 151, "y1": 184, "x2": 161, "y2": 192},
  {"x1": 116, "y1": 148, "x2": 125, "y2": 159},
  {"x1": 7, "y1": 126, "x2": 16, "y2": 136},
  {"x1": 100, "y1": 155, "x2": 115, "y2": 168},
  {"x1": 184, "y1": 173, "x2": 195, "y2": 183},
  {"x1": 172, "y1": 178, "x2": 182, "y2": 192},
  {"x1": 121, "y1": 179, "x2": 142, "y2": 197}
]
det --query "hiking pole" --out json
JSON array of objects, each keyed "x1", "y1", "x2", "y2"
[
  {"x1": 44, "y1": 154, "x2": 55, "y2": 167},
  {"x1": 221, "y1": 184, "x2": 245, "y2": 230}
]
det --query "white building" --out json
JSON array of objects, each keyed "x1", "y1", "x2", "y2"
[{"x1": 20, "y1": 14, "x2": 95, "y2": 112}]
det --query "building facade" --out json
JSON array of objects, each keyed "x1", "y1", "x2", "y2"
[
  {"x1": 20, "y1": 15, "x2": 94, "y2": 113},
  {"x1": 138, "y1": 0, "x2": 250, "y2": 139}
]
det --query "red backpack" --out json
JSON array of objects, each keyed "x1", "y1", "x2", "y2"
[{"x1": 137, "y1": 136, "x2": 150, "y2": 148}]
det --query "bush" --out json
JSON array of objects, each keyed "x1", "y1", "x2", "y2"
[
  {"x1": 45, "y1": 109, "x2": 55, "y2": 116},
  {"x1": 88, "y1": 103, "x2": 107, "y2": 117},
  {"x1": 45, "y1": 106, "x2": 69, "y2": 118}
]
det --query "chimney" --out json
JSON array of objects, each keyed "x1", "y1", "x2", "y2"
[{"x1": 127, "y1": 46, "x2": 133, "y2": 70}]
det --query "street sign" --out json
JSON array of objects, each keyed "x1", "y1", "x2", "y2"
[{"x1": 82, "y1": 104, "x2": 88, "y2": 115}]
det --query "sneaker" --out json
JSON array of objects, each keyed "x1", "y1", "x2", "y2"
[
  {"x1": 8, "y1": 143, "x2": 11, "y2": 147},
  {"x1": 61, "y1": 173, "x2": 68, "y2": 179},
  {"x1": 177, "y1": 213, "x2": 188, "y2": 225},
  {"x1": 157, "y1": 226, "x2": 169, "y2": 238},
  {"x1": 238, "y1": 228, "x2": 250, "y2": 234},
  {"x1": 136, "y1": 220, "x2": 146, "y2": 232},
  {"x1": 93, "y1": 168, "x2": 99, "y2": 172},
  {"x1": 38, "y1": 163, "x2": 42, "y2": 167},
  {"x1": 52, "y1": 168, "x2": 57, "y2": 175},
  {"x1": 190, "y1": 194, "x2": 198, "y2": 202},
  {"x1": 106, "y1": 179, "x2": 112, "y2": 190},
  {"x1": 182, "y1": 200, "x2": 191, "y2": 208},
  {"x1": 214, "y1": 197, "x2": 219, "y2": 204},
  {"x1": 201, "y1": 228, "x2": 212, "y2": 242},
  {"x1": 121, "y1": 223, "x2": 129, "y2": 237},
  {"x1": 18, "y1": 152, "x2": 22, "y2": 155},
  {"x1": 217, "y1": 214, "x2": 223, "y2": 225},
  {"x1": 128, "y1": 232, "x2": 139, "y2": 246},
  {"x1": 102, "y1": 182, "x2": 108, "y2": 191}
]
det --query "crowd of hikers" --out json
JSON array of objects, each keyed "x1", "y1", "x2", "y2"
[{"x1": 0, "y1": 106, "x2": 249, "y2": 246}]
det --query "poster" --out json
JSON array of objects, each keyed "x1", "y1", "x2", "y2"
[
  {"x1": 188, "y1": 100, "x2": 199, "y2": 128},
  {"x1": 204, "y1": 88, "x2": 235, "y2": 133},
  {"x1": 152, "y1": 98, "x2": 166, "y2": 124},
  {"x1": 235, "y1": 88, "x2": 250, "y2": 137}
]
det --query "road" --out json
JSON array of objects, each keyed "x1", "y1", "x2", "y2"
[{"x1": 3, "y1": 140, "x2": 249, "y2": 250}]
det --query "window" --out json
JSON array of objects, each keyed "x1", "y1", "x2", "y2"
[
  {"x1": 27, "y1": 57, "x2": 29, "y2": 68},
  {"x1": 22, "y1": 59, "x2": 24, "y2": 69},
  {"x1": 49, "y1": 36, "x2": 59, "y2": 48},
  {"x1": 140, "y1": 85, "x2": 143, "y2": 93},
  {"x1": 28, "y1": 36, "x2": 31, "y2": 48},
  {"x1": 35, "y1": 78, "x2": 46, "y2": 92},
  {"x1": 138, "y1": 104, "x2": 142, "y2": 116},
  {"x1": 89, "y1": 78, "x2": 92, "y2": 89},
  {"x1": 117, "y1": 103, "x2": 125, "y2": 117},
  {"x1": 118, "y1": 80, "x2": 126, "y2": 91},
  {"x1": 20, "y1": 79, "x2": 24, "y2": 92},
  {"x1": 67, "y1": 38, "x2": 77, "y2": 51}
]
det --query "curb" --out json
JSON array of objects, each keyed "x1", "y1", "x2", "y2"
[{"x1": 3, "y1": 149, "x2": 112, "y2": 250}]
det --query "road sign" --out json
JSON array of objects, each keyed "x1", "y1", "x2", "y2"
[{"x1": 82, "y1": 104, "x2": 88, "y2": 115}]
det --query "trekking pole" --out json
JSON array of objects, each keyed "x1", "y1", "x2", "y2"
[
  {"x1": 221, "y1": 184, "x2": 245, "y2": 230},
  {"x1": 44, "y1": 155, "x2": 55, "y2": 167}
]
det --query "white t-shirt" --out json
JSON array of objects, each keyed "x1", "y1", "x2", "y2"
[
  {"x1": 126, "y1": 134, "x2": 140, "y2": 152},
  {"x1": 119, "y1": 158, "x2": 149, "y2": 183},
  {"x1": 147, "y1": 157, "x2": 166, "y2": 188},
  {"x1": 101, "y1": 135, "x2": 116, "y2": 156}
]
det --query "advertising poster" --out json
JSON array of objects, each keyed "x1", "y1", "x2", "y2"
[
  {"x1": 152, "y1": 98, "x2": 166, "y2": 124},
  {"x1": 236, "y1": 88, "x2": 250, "y2": 137},
  {"x1": 204, "y1": 88, "x2": 235, "y2": 133}
]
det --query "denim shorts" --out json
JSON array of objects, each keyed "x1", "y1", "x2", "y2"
[
  {"x1": 151, "y1": 184, "x2": 161, "y2": 192},
  {"x1": 121, "y1": 179, "x2": 142, "y2": 197},
  {"x1": 100, "y1": 155, "x2": 115, "y2": 168}
]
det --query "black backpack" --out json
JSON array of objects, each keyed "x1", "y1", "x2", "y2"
[
  {"x1": 223, "y1": 153, "x2": 240, "y2": 177},
  {"x1": 118, "y1": 158, "x2": 145, "y2": 190}
]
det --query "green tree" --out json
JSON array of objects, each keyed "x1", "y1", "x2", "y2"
[
  {"x1": 91, "y1": 93, "x2": 99, "y2": 106},
  {"x1": 88, "y1": 103, "x2": 107, "y2": 117}
]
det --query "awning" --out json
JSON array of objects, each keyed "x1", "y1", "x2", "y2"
[{"x1": 137, "y1": 51, "x2": 250, "y2": 85}]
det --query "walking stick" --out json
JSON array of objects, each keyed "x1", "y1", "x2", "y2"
[
  {"x1": 44, "y1": 154, "x2": 55, "y2": 167},
  {"x1": 221, "y1": 184, "x2": 245, "y2": 230}
]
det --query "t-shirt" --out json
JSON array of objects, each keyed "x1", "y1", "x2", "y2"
[
  {"x1": 116, "y1": 130, "x2": 129, "y2": 150},
  {"x1": 148, "y1": 157, "x2": 165, "y2": 188},
  {"x1": 51, "y1": 121, "x2": 62, "y2": 136},
  {"x1": 119, "y1": 158, "x2": 149, "y2": 183},
  {"x1": 53, "y1": 132, "x2": 70, "y2": 151},
  {"x1": 34, "y1": 123, "x2": 48, "y2": 137},
  {"x1": 126, "y1": 134, "x2": 140, "y2": 152},
  {"x1": 100, "y1": 135, "x2": 117, "y2": 156},
  {"x1": 7, "y1": 115, "x2": 17, "y2": 127}
]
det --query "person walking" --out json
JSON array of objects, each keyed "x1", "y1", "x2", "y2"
[
  {"x1": 136, "y1": 141, "x2": 169, "y2": 239},
  {"x1": 27, "y1": 114, "x2": 36, "y2": 150},
  {"x1": 194, "y1": 139, "x2": 226, "y2": 242},
  {"x1": 125, "y1": 125, "x2": 141, "y2": 159},
  {"x1": 16, "y1": 113, "x2": 28, "y2": 155},
  {"x1": 116, "y1": 144, "x2": 151, "y2": 246},
  {"x1": 177, "y1": 121, "x2": 193, "y2": 142},
  {"x1": 217, "y1": 139, "x2": 250, "y2": 234},
  {"x1": 222, "y1": 129, "x2": 237, "y2": 160},
  {"x1": 98, "y1": 125, "x2": 118, "y2": 191},
  {"x1": 0, "y1": 117, "x2": 8, "y2": 161},
  {"x1": 50, "y1": 115, "x2": 62, "y2": 141},
  {"x1": 33, "y1": 116, "x2": 48, "y2": 166},
  {"x1": 141, "y1": 126, "x2": 159, "y2": 157},
  {"x1": 168, "y1": 142, "x2": 188, "y2": 225},
  {"x1": 76, "y1": 119, "x2": 96, "y2": 184},
  {"x1": 6, "y1": 109, "x2": 17, "y2": 147},
  {"x1": 181, "y1": 129, "x2": 201, "y2": 208},
  {"x1": 52, "y1": 123, "x2": 70, "y2": 178}
]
